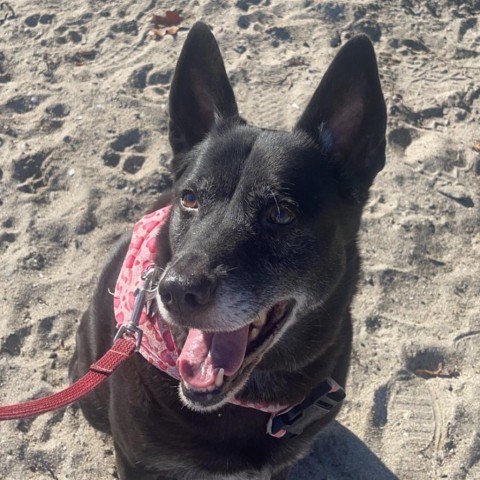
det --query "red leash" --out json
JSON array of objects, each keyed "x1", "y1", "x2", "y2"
[
  {"x1": 0, "y1": 264, "x2": 159, "y2": 421},
  {"x1": 0, "y1": 337, "x2": 136, "y2": 421}
]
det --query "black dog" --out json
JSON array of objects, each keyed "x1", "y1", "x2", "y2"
[{"x1": 70, "y1": 22, "x2": 386, "y2": 479}]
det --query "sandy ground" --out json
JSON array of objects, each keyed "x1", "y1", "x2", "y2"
[{"x1": 1, "y1": 1, "x2": 479, "y2": 479}]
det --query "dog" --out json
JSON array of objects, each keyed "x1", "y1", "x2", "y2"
[{"x1": 69, "y1": 21, "x2": 386, "y2": 480}]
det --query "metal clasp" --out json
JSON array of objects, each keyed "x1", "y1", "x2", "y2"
[
  {"x1": 114, "y1": 265, "x2": 162, "y2": 351},
  {"x1": 267, "y1": 378, "x2": 346, "y2": 438}
]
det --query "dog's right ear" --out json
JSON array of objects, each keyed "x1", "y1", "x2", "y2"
[{"x1": 168, "y1": 22, "x2": 239, "y2": 160}]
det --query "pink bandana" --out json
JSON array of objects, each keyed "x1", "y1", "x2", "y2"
[
  {"x1": 113, "y1": 206, "x2": 291, "y2": 423},
  {"x1": 114, "y1": 206, "x2": 181, "y2": 380}
]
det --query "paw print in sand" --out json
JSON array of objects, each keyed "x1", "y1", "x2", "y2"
[
  {"x1": 12, "y1": 150, "x2": 51, "y2": 193},
  {"x1": 102, "y1": 128, "x2": 146, "y2": 174}
]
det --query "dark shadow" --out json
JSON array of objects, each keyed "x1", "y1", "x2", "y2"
[{"x1": 290, "y1": 421, "x2": 398, "y2": 480}]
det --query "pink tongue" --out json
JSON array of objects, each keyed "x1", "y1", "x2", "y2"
[{"x1": 177, "y1": 326, "x2": 250, "y2": 389}]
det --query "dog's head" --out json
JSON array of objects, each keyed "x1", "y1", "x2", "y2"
[{"x1": 156, "y1": 22, "x2": 386, "y2": 411}]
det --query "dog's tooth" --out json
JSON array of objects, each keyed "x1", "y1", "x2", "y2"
[
  {"x1": 185, "y1": 380, "x2": 219, "y2": 393},
  {"x1": 215, "y1": 368, "x2": 225, "y2": 388},
  {"x1": 253, "y1": 312, "x2": 267, "y2": 328},
  {"x1": 249, "y1": 327, "x2": 260, "y2": 342}
]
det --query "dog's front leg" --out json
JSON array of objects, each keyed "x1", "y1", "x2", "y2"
[{"x1": 114, "y1": 442, "x2": 160, "y2": 480}]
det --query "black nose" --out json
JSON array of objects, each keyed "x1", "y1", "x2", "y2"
[{"x1": 158, "y1": 270, "x2": 217, "y2": 314}]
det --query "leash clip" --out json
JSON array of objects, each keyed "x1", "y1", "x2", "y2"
[{"x1": 114, "y1": 265, "x2": 162, "y2": 351}]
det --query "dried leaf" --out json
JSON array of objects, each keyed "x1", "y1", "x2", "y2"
[
  {"x1": 165, "y1": 26, "x2": 179, "y2": 35},
  {"x1": 73, "y1": 49, "x2": 97, "y2": 66},
  {"x1": 413, "y1": 362, "x2": 459, "y2": 378},
  {"x1": 151, "y1": 11, "x2": 183, "y2": 26},
  {"x1": 149, "y1": 26, "x2": 179, "y2": 40},
  {"x1": 414, "y1": 363, "x2": 443, "y2": 377},
  {"x1": 149, "y1": 28, "x2": 166, "y2": 39},
  {"x1": 473, "y1": 143, "x2": 480, "y2": 153},
  {"x1": 285, "y1": 56, "x2": 307, "y2": 67}
]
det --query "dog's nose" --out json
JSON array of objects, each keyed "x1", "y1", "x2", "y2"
[{"x1": 158, "y1": 272, "x2": 217, "y2": 314}]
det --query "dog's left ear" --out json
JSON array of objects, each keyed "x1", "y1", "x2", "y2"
[
  {"x1": 295, "y1": 35, "x2": 386, "y2": 201},
  {"x1": 168, "y1": 22, "x2": 239, "y2": 158}
]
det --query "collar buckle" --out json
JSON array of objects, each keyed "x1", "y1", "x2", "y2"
[{"x1": 267, "y1": 377, "x2": 345, "y2": 438}]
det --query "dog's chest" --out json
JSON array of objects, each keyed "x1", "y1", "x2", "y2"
[{"x1": 177, "y1": 468, "x2": 271, "y2": 480}]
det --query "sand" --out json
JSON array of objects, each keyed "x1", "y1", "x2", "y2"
[{"x1": 0, "y1": 0, "x2": 479, "y2": 479}]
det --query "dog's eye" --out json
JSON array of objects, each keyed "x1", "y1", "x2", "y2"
[
  {"x1": 266, "y1": 206, "x2": 296, "y2": 226},
  {"x1": 181, "y1": 190, "x2": 198, "y2": 210}
]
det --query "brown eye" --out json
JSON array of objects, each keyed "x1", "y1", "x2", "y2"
[
  {"x1": 266, "y1": 206, "x2": 295, "y2": 225},
  {"x1": 181, "y1": 190, "x2": 198, "y2": 209}
]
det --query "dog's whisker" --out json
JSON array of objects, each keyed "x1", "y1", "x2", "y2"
[{"x1": 268, "y1": 187, "x2": 281, "y2": 216}]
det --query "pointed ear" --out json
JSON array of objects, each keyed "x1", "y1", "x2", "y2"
[
  {"x1": 168, "y1": 22, "x2": 239, "y2": 156},
  {"x1": 295, "y1": 35, "x2": 387, "y2": 201}
]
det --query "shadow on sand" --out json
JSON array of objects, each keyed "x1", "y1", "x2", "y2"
[{"x1": 290, "y1": 422, "x2": 398, "y2": 480}]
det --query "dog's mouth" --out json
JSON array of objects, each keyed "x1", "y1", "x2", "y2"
[{"x1": 176, "y1": 299, "x2": 295, "y2": 410}]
